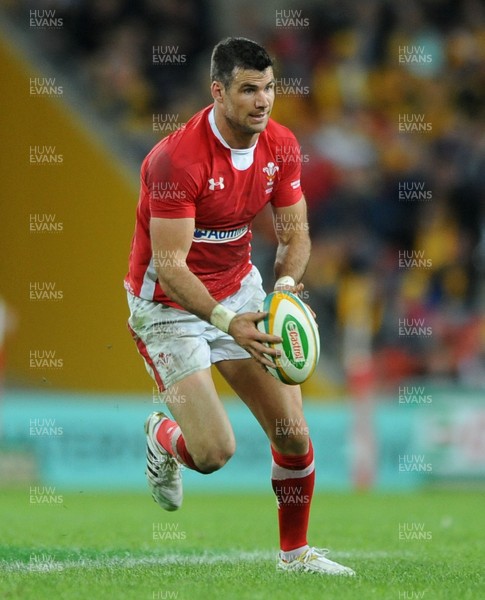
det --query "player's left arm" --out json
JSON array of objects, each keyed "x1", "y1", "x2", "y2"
[{"x1": 272, "y1": 195, "x2": 311, "y2": 292}]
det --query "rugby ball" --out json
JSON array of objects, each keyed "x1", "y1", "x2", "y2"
[{"x1": 257, "y1": 291, "x2": 320, "y2": 385}]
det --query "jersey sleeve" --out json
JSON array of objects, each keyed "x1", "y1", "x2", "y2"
[
  {"x1": 271, "y1": 135, "x2": 303, "y2": 208},
  {"x1": 145, "y1": 147, "x2": 199, "y2": 219}
]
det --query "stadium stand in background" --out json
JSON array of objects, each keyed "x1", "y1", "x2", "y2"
[{"x1": 5, "y1": 0, "x2": 485, "y2": 394}]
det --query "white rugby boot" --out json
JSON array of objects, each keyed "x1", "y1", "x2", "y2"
[
  {"x1": 144, "y1": 412, "x2": 183, "y2": 511},
  {"x1": 277, "y1": 547, "x2": 355, "y2": 576}
]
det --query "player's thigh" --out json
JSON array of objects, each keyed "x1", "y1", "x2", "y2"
[
  {"x1": 216, "y1": 358, "x2": 308, "y2": 454},
  {"x1": 161, "y1": 367, "x2": 236, "y2": 463}
]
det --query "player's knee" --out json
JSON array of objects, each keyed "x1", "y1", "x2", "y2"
[
  {"x1": 269, "y1": 410, "x2": 309, "y2": 451},
  {"x1": 270, "y1": 426, "x2": 309, "y2": 456},
  {"x1": 195, "y1": 441, "x2": 235, "y2": 474}
]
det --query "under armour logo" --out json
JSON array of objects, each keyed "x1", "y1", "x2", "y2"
[{"x1": 208, "y1": 177, "x2": 224, "y2": 190}]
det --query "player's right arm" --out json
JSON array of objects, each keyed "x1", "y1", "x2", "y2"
[
  {"x1": 150, "y1": 217, "x2": 281, "y2": 367},
  {"x1": 150, "y1": 216, "x2": 217, "y2": 320}
]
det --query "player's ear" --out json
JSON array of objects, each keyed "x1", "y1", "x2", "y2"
[{"x1": 211, "y1": 80, "x2": 224, "y2": 103}]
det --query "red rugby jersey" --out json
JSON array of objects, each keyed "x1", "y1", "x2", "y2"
[{"x1": 124, "y1": 105, "x2": 303, "y2": 307}]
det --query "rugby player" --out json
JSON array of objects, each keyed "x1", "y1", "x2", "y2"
[{"x1": 125, "y1": 37, "x2": 354, "y2": 575}]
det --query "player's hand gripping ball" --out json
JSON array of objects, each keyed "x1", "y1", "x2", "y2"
[{"x1": 257, "y1": 291, "x2": 320, "y2": 385}]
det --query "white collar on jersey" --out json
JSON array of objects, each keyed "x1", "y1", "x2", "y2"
[{"x1": 208, "y1": 107, "x2": 257, "y2": 171}]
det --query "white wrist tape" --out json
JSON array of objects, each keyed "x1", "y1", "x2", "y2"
[
  {"x1": 274, "y1": 276, "x2": 295, "y2": 290},
  {"x1": 210, "y1": 304, "x2": 237, "y2": 333}
]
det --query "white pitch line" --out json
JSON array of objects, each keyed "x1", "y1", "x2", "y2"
[{"x1": 0, "y1": 549, "x2": 409, "y2": 573}]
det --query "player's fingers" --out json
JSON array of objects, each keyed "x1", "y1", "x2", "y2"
[
  {"x1": 274, "y1": 282, "x2": 304, "y2": 293},
  {"x1": 256, "y1": 331, "x2": 282, "y2": 345},
  {"x1": 249, "y1": 349, "x2": 278, "y2": 369},
  {"x1": 249, "y1": 311, "x2": 268, "y2": 322},
  {"x1": 277, "y1": 283, "x2": 304, "y2": 294},
  {"x1": 243, "y1": 339, "x2": 279, "y2": 367},
  {"x1": 242, "y1": 339, "x2": 278, "y2": 358},
  {"x1": 251, "y1": 356, "x2": 271, "y2": 372},
  {"x1": 243, "y1": 312, "x2": 282, "y2": 343},
  {"x1": 251, "y1": 340, "x2": 280, "y2": 357}
]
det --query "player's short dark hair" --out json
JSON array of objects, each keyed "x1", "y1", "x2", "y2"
[{"x1": 210, "y1": 37, "x2": 273, "y2": 88}]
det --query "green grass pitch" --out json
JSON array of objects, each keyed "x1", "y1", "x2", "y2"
[{"x1": 1, "y1": 489, "x2": 484, "y2": 599}]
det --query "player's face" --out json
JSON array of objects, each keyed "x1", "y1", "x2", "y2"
[{"x1": 218, "y1": 67, "x2": 275, "y2": 140}]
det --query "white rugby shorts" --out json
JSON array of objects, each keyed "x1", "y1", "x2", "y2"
[{"x1": 127, "y1": 266, "x2": 266, "y2": 391}]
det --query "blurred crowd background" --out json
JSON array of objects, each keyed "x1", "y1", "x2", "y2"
[{"x1": 5, "y1": 0, "x2": 485, "y2": 393}]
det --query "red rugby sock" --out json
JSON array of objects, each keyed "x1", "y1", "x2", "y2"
[
  {"x1": 271, "y1": 440, "x2": 315, "y2": 553},
  {"x1": 156, "y1": 418, "x2": 201, "y2": 472}
]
